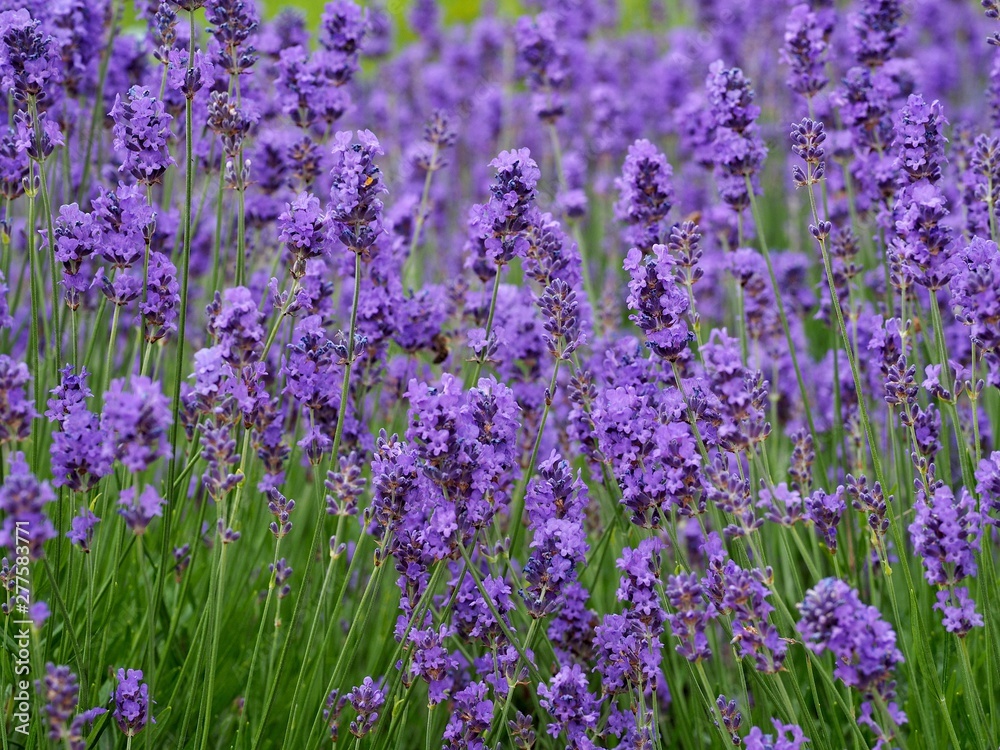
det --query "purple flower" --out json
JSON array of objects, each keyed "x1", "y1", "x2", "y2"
[
  {"x1": 617, "y1": 538, "x2": 666, "y2": 637},
  {"x1": 0, "y1": 451, "x2": 56, "y2": 559},
  {"x1": 66, "y1": 507, "x2": 100, "y2": 552},
  {"x1": 892, "y1": 94, "x2": 947, "y2": 185},
  {"x1": 46, "y1": 366, "x2": 93, "y2": 424},
  {"x1": 908, "y1": 482, "x2": 981, "y2": 587},
  {"x1": 468, "y1": 148, "x2": 541, "y2": 272},
  {"x1": 443, "y1": 681, "x2": 493, "y2": 750},
  {"x1": 804, "y1": 486, "x2": 846, "y2": 552},
  {"x1": 592, "y1": 376, "x2": 702, "y2": 525},
  {"x1": 934, "y1": 587, "x2": 984, "y2": 636},
  {"x1": 320, "y1": 0, "x2": 368, "y2": 57},
  {"x1": 38, "y1": 663, "x2": 78, "y2": 743},
  {"x1": 976, "y1": 451, "x2": 1000, "y2": 523},
  {"x1": 47, "y1": 204, "x2": 98, "y2": 309},
  {"x1": 706, "y1": 61, "x2": 767, "y2": 211},
  {"x1": 67, "y1": 707, "x2": 107, "y2": 750},
  {"x1": 798, "y1": 578, "x2": 906, "y2": 740},
  {"x1": 851, "y1": 0, "x2": 904, "y2": 68},
  {"x1": 346, "y1": 676, "x2": 385, "y2": 738},
  {"x1": 267, "y1": 487, "x2": 295, "y2": 538},
  {"x1": 118, "y1": 486, "x2": 165, "y2": 535},
  {"x1": 0, "y1": 355, "x2": 35, "y2": 444},
  {"x1": 112, "y1": 668, "x2": 152, "y2": 736},
  {"x1": 326, "y1": 451, "x2": 365, "y2": 518},
  {"x1": 407, "y1": 623, "x2": 459, "y2": 705},
  {"x1": 92, "y1": 183, "x2": 156, "y2": 270},
  {"x1": 522, "y1": 452, "x2": 589, "y2": 617},
  {"x1": 717, "y1": 560, "x2": 786, "y2": 672},
  {"x1": 595, "y1": 612, "x2": 659, "y2": 696},
  {"x1": 279, "y1": 191, "x2": 329, "y2": 277},
  {"x1": 951, "y1": 237, "x2": 1000, "y2": 385},
  {"x1": 323, "y1": 689, "x2": 348, "y2": 743},
  {"x1": 889, "y1": 181, "x2": 955, "y2": 292},
  {"x1": 745, "y1": 719, "x2": 810, "y2": 750},
  {"x1": 101, "y1": 271, "x2": 143, "y2": 308},
  {"x1": 0, "y1": 125, "x2": 27, "y2": 199},
  {"x1": 624, "y1": 244, "x2": 691, "y2": 361},
  {"x1": 537, "y1": 664, "x2": 601, "y2": 748},
  {"x1": 36, "y1": 662, "x2": 107, "y2": 748},
  {"x1": 454, "y1": 572, "x2": 515, "y2": 649},
  {"x1": 270, "y1": 557, "x2": 292, "y2": 599},
  {"x1": 207, "y1": 287, "x2": 265, "y2": 367},
  {"x1": 206, "y1": 91, "x2": 252, "y2": 157},
  {"x1": 757, "y1": 482, "x2": 804, "y2": 527},
  {"x1": 665, "y1": 572, "x2": 716, "y2": 663},
  {"x1": 782, "y1": 4, "x2": 828, "y2": 97},
  {"x1": 206, "y1": 0, "x2": 260, "y2": 76},
  {"x1": 514, "y1": 12, "x2": 567, "y2": 122},
  {"x1": 201, "y1": 423, "x2": 244, "y2": 501},
  {"x1": 405, "y1": 374, "x2": 520, "y2": 538},
  {"x1": 0, "y1": 10, "x2": 57, "y2": 102},
  {"x1": 790, "y1": 117, "x2": 827, "y2": 188},
  {"x1": 366, "y1": 430, "x2": 417, "y2": 537},
  {"x1": 538, "y1": 278, "x2": 584, "y2": 360},
  {"x1": 706, "y1": 456, "x2": 762, "y2": 538},
  {"x1": 329, "y1": 129, "x2": 386, "y2": 257},
  {"x1": 102, "y1": 377, "x2": 171, "y2": 473},
  {"x1": 716, "y1": 695, "x2": 742, "y2": 745},
  {"x1": 110, "y1": 86, "x2": 174, "y2": 184},
  {"x1": 142, "y1": 251, "x2": 180, "y2": 342},
  {"x1": 548, "y1": 581, "x2": 597, "y2": 663},
  {"x1": 508, "y1": 711, "x2": 536, "y2": 750},
  {"x1": 615, "y1": 139, "x2": 675, "y2": 247},
  {"x1": 846, "y1": 474, "x2": 891, "y2": 546}
]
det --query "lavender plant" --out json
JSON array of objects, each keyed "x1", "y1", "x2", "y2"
[{"x1": 0, "y1": 1, "x2": 999, "y2": 749}]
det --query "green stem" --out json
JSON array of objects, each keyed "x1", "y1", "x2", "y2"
[
  {"x1": 467, "y1": 267, "x2": 503, "y2": 388},
  {"x1": 156, "y1": 13, "x2": 197, "y2": 710}
]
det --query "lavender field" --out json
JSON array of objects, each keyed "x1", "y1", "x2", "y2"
[{"x1": 1, "y1": 0, "x2": 1000, "y2": 747}]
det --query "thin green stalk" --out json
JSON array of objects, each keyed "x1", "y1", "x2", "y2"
[
  {"x1": 506, "y1": 359, "x2": 561, "y2": 557},
  {"x1": 156, "y1": 15, "x2": 197, "y2": 709},
  {"x1": 404, "y1": 143, "x2": 439, "y2": 289},
  {"x1": 234, "y1": 535, "x2": 282, "y2": 750},
  {"x1": 547, "y1": 122, "x2": 597, "y2": 312},
  {"x1": 744, "y1": 176, "x2": 821, "y2": 461},
  {"x1": 77, "y1": 0, "x2": 122, "y2": 203},
  {"x1": 31, "y1": 101, "x2": 62, "y2": 371},
  {"x1": 252, "y1": 253, "x2": 364, "y2": 750},
  {"x1": 278, "y1": 478, "x2": 345, "y2": 746},
  {"x1": 467, "y1": 267, "x2": 503, "y2": 388}
]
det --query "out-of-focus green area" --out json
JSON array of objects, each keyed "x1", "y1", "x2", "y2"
[
  {"x1": 124, "y1": 1, "x2": 665, "y2": 40},
  {"x1": 260, "y1": 0, "x2": 664, "y2": 37},
  {"x1": 261, "y1": 0, "x2": 506, "y2": 36}
]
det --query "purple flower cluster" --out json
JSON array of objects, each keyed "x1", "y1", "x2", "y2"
[
  {"x1": 0, "y1": 356, "x2": 35, "y2": 444},
  {"x1": 6, "y1": 2, "x2": 1000, "y2": 748},
  {"x1": 537, "y1": 664, "x2": 601, "y2": 749},
  {"x1": 706, "y1": 61, "x2": 767, "y2": 211},
  {"x1": 909, "y1": 481, "x2": 983, "y2": 634},
  {"x1": 624, "y1": 244, "x2": 692, "y2": 361},
  {"x1": 112, "y1": 668, "x2": 153, "y2": 737},
  {"x1": 615, "y1": 139, "x2": 675, "y2": 252},
  {"x1": 522, "y1": 452, "x2": 589, "y2": 617},
  {"x1": 0, "y1": 451, "x2": 55, "y2": 559},
  {"x1": 798, "y1": 578, "x2": 906, "y2": 744},
  {"x1": 443, "y1": 681, "x2": 493, "y2": 750},
  {"x1": 37, "y1": 664, "x2": 106, "y2": 750},
  {"x1": 468, "y1": 148, "x2": 541, "y2": 275},
  {"x1": 110, "y1": 86, "x2": 174, "y2": 185}
]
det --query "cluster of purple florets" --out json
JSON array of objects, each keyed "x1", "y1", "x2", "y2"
[{"x1": 3, "y1": 0, "x2": 1000, "y2": 748}]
